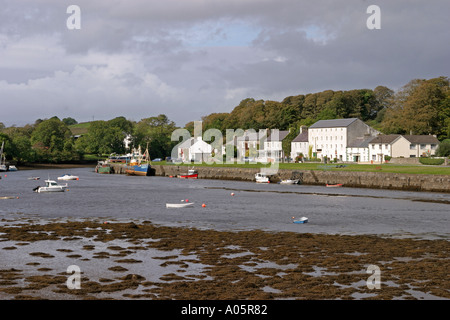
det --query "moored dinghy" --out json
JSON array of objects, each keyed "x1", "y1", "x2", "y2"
[
  {"x1": 292, "y1": 216, "x2": 308, "y2": 224},
  {"x1": 326, "y1": 183, "x2": 343, "y2": 187},
  {"x1": 166, "y1": 202, "x2": 195, "y2": 208}
]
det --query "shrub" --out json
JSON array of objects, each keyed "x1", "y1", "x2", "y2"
[{"x1": 419, "y1": 158, "x2": 445, "y2": 165}]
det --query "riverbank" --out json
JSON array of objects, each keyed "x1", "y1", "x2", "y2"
[
  {"x1": 0, "y1": 219, "x2": 448, "y2": 300},
  {"x1": 17, "y1": 163, "x2": 97, "y2": 171},
  {"x1": 150, "y1": 165, "x2": 450, "y2": 193}
]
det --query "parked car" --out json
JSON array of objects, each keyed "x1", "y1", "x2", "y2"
[{"x1": 153, "y1": 158, "x2": 162, "y2": 162}]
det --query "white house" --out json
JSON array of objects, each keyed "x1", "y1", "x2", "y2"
[
  {"x1": 346, "y1": 135, "x2": 376, "y2": 163},
  {"x1": 308, "y1": 118, "x2": 380, "y2": 161},
  {"x1": 368, "y1": 134, "x2": 440, "y2": 162},
  {"x1": 235, "y1": 130, "x2": 266, "y2": 161},
  {"x1": 262, "y1": 130, "x2": 290, "y2": 162},
  {"x1": 290, "y1": 126, "x2": 309, "y2": 160},
  {"x1": 178, "y1": 137, "x2": 213, "y2": 162}
]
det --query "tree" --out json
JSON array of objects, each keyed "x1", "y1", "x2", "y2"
[
  {"x1": 436, "y1": 140, "x2": 450, "y2": 157},
  {"x1": 134, "y1": 114, "x2": 177, "y2": 159},
  {"x1": 76, "y1": 120, "x2": 128, "y2": 155},
  {"x1": 62, "y1": 117, "x2": 78, "y2": 126},
  {"x1": 382, "y1": 77, "x2": 449, "y2": 137},
  {"x1": 31, "y1": 117, "x2": 75, "y2": 162}
]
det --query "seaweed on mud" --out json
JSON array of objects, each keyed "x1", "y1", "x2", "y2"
[{"x1": 0, "y1": 220, "x2": 449, "y2": 300}]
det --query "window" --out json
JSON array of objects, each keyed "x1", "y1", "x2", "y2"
[
  {"x1": 420, "y1": 144, "x2": 426, "y2": 149},
  {"x1": 431, "y1": 144, "x2": 437, "y2": 149},
  {"x1": 410, "y1": 144, "x2": 416, "y2": 150}
]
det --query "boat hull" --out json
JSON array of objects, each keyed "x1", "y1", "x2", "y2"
[
  {"x1": 280, "y1": 179, "x2": 299, "y2": 185},
  {"x1": 36, "y1": 187, "x2": 66, "y2": 193},
  {"x1": 166, "y1": 203, "x2": 194, "y2": 208},
  {"x1": 292, "y1": 217, "x2": 309, "y2": 224},
  {"x1": 178, "y1": 174, "x2": 198, "y2": 179},
  {"x1": 58, "y1": 176, "x2": 79, "y2": 180},
  {"x1": 96, "y1": 165, "x2": 111, "y2": 174},
  {"x1": 125, "y1": 164, "x2": 150, "y2": 176},
  {"x1": 326, "y1": 184, "x2": 343, "y2": 187}
]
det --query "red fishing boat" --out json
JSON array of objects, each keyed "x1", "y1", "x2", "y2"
[{"x1": 178, "y1": 169, "x2": 198, "y2": 179}]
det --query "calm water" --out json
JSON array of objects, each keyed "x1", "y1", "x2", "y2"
[{"x1": 0, "y1": 167, "x2": 449, "y2": 240}]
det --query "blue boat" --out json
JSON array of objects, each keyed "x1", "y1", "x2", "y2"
[
  {"x1": 125, "y1": 163, "x2": 150, "y2": 176},
  {"x1": 292, "y1": 217, "x2": 308, "y2": 224},
  {"x1": 123, "y1": 145, "x2": 151, "y2": 176}
]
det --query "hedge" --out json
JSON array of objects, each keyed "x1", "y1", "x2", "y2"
[{"x1": 419, "y1": 158, "x2": 445, "y2": 165}]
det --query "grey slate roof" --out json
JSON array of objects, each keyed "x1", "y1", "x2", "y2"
[
  {"x1": 292, "y1": 131, "x2": 308, "y2": 143},
  {"x1": 309, "y1": 118, "x2": 358, "y2": 129},
  {"x1": 403, "y1": 135, "x2": 440, "y2": 144},
  {"x1": 368, "y1": 134, "x2": 402, "y2": 144},
  {"x1": 347, "y1": 136, "x2": 376, "y2": 148},
  {"x1": 267, "y1": 130, "x2": 290, "y2": 141}
]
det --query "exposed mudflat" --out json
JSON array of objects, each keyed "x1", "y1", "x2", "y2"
[{"x1": 1, "y1": 219, "x2": 449, "y2": 300}]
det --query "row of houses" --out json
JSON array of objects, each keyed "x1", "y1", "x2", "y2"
[
  {"x1": 291, "y1": 118, "x2": 440, "y2": 162},
  {"x1": 175, "y1": 118, "x2": 440, "y2": 163}
]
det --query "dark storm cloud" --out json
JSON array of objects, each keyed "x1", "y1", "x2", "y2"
[{"x1": 0, "y1": 0, "x2": 448, "y2": 126}]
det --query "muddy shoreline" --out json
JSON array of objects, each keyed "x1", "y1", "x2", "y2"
[
  {"x1": 17, "y1": 163, "x2": 97, "y2": 171},
  {"x1": 1, "y1": 219, "x2": 449, "y2": 300}
]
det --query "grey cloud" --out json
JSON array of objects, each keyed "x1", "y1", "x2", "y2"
[{"x1": 0, "y1": 0, "x2": 448, "y2": 127}]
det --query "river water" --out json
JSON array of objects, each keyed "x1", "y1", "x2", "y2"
[{"x1": 0, "y1": 167, "x2": 449, "y2": 240}]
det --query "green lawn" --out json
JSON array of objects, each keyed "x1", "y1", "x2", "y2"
[
  {"x1": 69, "y1": 122, "x2": 91, "y2": 135},
  {"x1": 157, "y1": 161, "x2": 450, "y2": 175}
]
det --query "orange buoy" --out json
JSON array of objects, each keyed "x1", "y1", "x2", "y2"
[
  {"x1": 231, "y1": 193, "x2": 235, "y2": 196},
  {"x1": 202, "y1": 203, "x2": 206, "y2": 208},
  {"x1": 185, "y1": 199, "x2": 189, "y2": 203}
]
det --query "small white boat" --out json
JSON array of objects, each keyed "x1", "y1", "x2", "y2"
[
  {"x1": 280, "y1": 179, "x2": 299, "y2": 185},
  {"x1": 292, "y1": 217, "x2": 308, "y2": 224},
  {"x1": 166, "y1": 202, "x2": 195, "y2": 208},
  {"x1": 33, "y1": 180, "x2": 68, "y2": 193},
  {"x1": 255, "y1": 172, "x2": 270, "y2": 183},
  {"x1": 8, "y1": 165, "x2": 18, "y2": 171},
  {"x1": 28, "y1": 177, "x2": 40, "y2": 180},
  {"x1": 57, "y1": 174, "x2": 79, "y2": 180}
]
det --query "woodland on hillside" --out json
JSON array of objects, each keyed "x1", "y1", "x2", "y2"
[
  {"x1": 1, "y1": 77, "x2": 449, "y2": 164},
  {"x1": 186, "y1": 76, "x2": 450, "y2": 142}
]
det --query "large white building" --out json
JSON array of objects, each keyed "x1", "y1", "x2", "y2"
[{"x1": 308, "y1": 118, "x2": 380, "y2": 162}]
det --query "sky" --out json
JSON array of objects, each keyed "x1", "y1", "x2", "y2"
[{"x1": 0, "y1": 0, "x2": 449, "y2": 127}]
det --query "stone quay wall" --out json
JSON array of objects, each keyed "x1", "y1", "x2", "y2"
[
  {"x1": 103, "y1": 163, "x2": 449, "y2": 193},
  {"x1": 149, "y1": 165, "x2": 450, "y2": 193}
]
